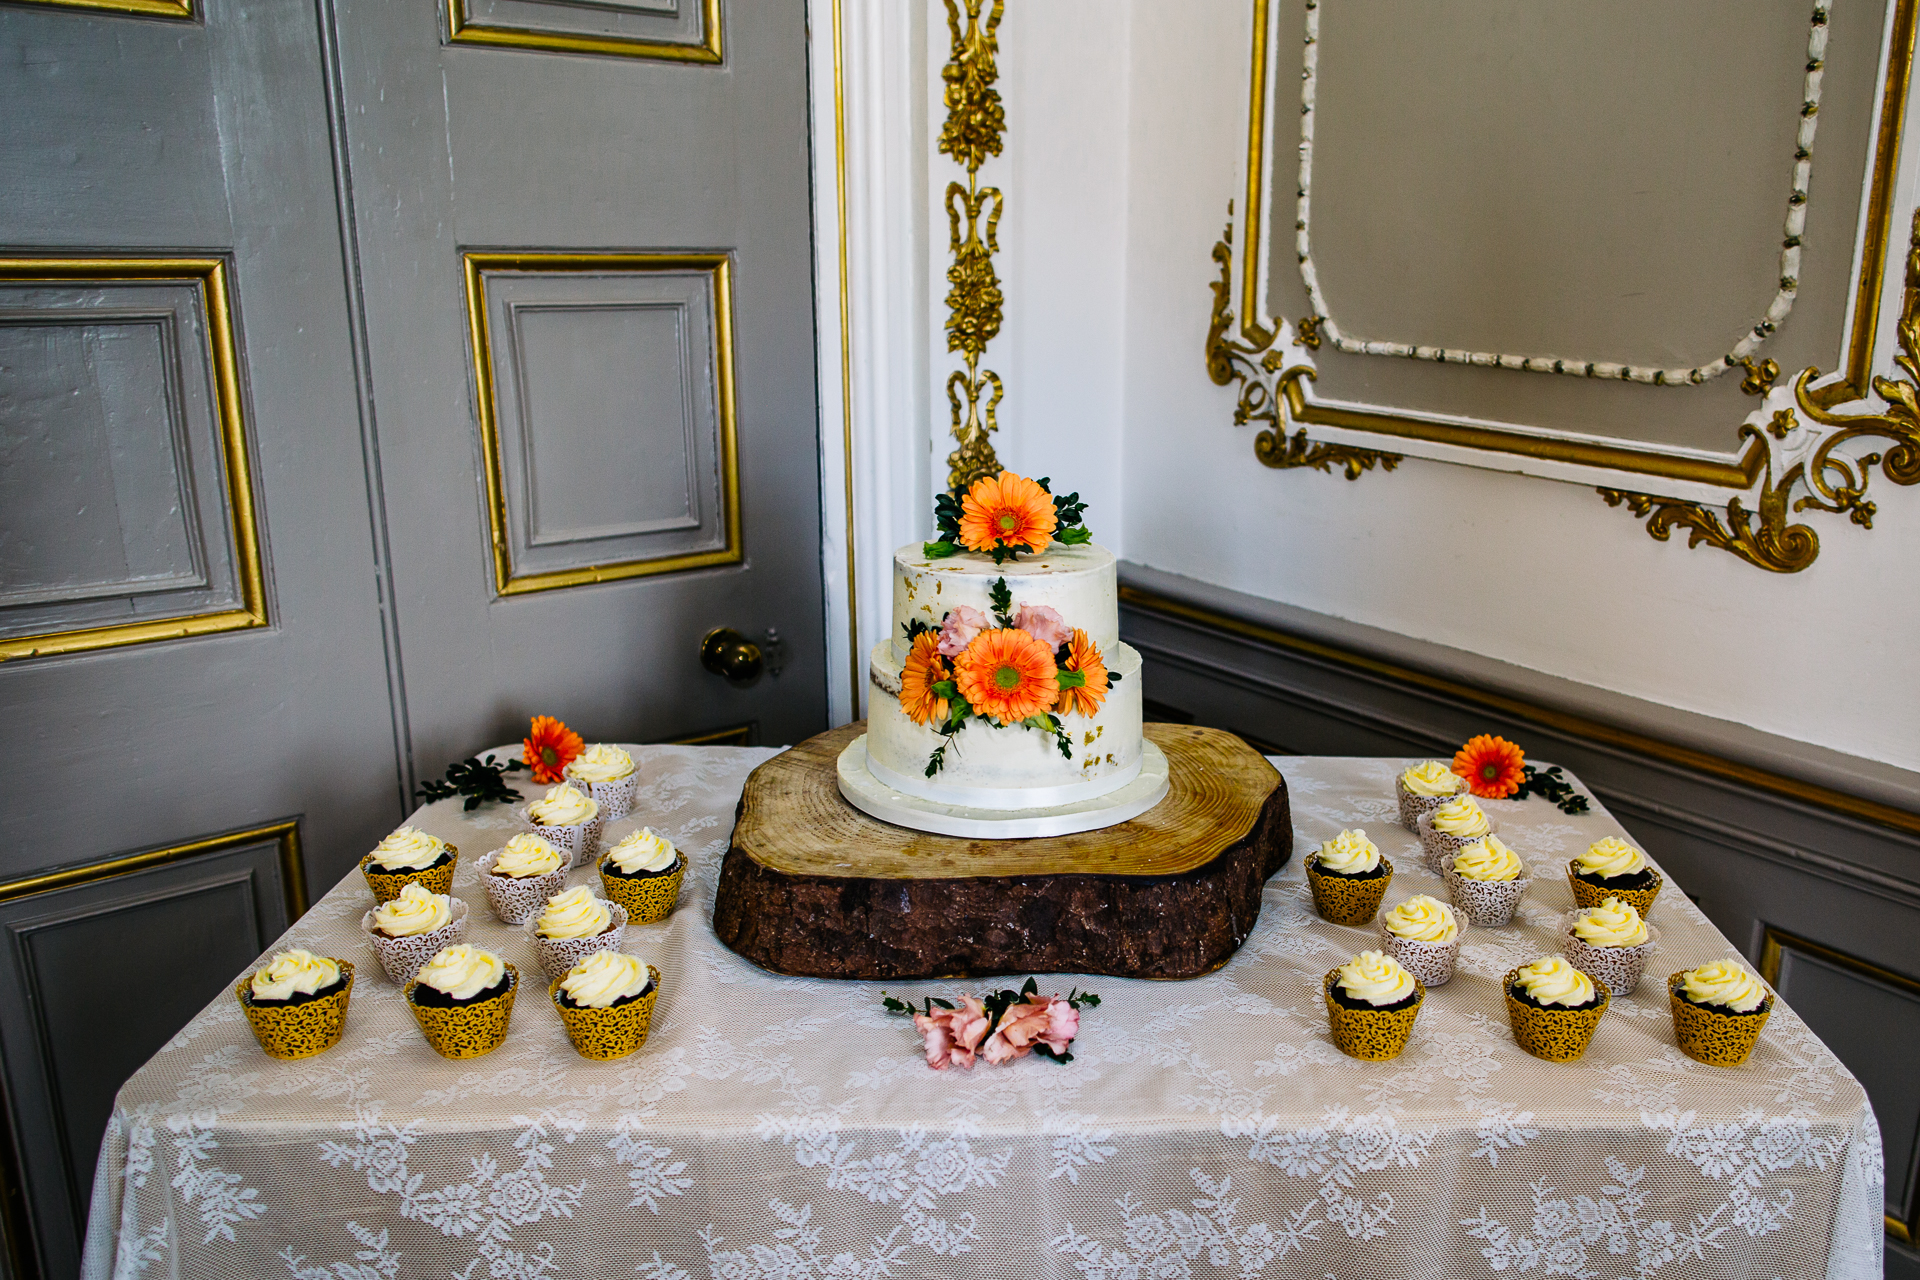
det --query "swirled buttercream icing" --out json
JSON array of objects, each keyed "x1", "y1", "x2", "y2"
[
  {"x1": 605, "y1": 828, "x2": 678, "y2": 875},
  {"x1": 491, "y1": 832, "x2": 564, "y2": 879},
  {"x1": 1453, "y1": 835, "x2": 1523, "y2": 881},
  {"x1": 1383, "y1": 895, "x2": 1458, "y2": 943},
  {"x1": 1314, "y1": 829, "x2": 1381, "y2": 875},
  {"x1": 529, "y1": 784, "x2": 598, "y2": 827},
  {"x1": 558, "y1": 951, "x2": 651, "y2": 1008},
  {"x1": 367, "y1": 826, "x2": 446, "y2": 871},
  {"x1": 1574, "y1": 836, "x2": 1647, "y2": 878},
  {"x1": 371, "y1": 882, "x2": 452, "y2": 936},
  {"x1": 1512, "y1": 956, "x2": 1596, "y2": 1007},
  {"x1": 1680, "y1": 960, "x2": 1768, "y2": 1012},
  {"x1": 567, "y1": 744, "x2": 634, "y2": 783},
  {"x1": 415, "y1": 945, "x2": 506, "y2": 1001},
  {"x1": 250, "y1": 949, "x2": 340, "y2": 1002},
  {"x1": 1400, "y1": 760, "x2": 1465, "y2": 797},
  {"x1": 1571, "y1": 897, "x2": 1649, "y2": 947},
  {"x1": 1334, "y1": 951, "x2": 1418, "y2": 1006},
  {"x1": 1429, "y1": 796, "x2": 1491, "y2": 838},
  {"x1": 536, "y1": 885, "x2": 613, "y2": 939}
]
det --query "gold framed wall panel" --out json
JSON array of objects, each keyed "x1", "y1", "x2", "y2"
[
  {"x1": 0, "y1": 818, "x2": 308, "y2": 920},
  {"x1": 0, "y1": 256, "x2": 268, "y2": 662},
  {"x1": 461, "y1": 250, "x2": 742, "y2": 597},
  {"x1": 10, "y1": 0, "x2": 193, "y2": 16},
  {"x1": 446, "y1": 0, "x2": 722, "y2": 64}
]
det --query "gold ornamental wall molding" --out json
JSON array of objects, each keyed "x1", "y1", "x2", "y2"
[
  {"x1": 939, "y1": 0, "x2": 1008, "y2": 493},
  {"x1": 445, "y1": 0, "x2": 721, "y2": 63},
  {"x1": 1213, "y1": 0, "x2": 1920, "y2": 572},
  {"x1": 11, "y1": 0, "x2": 192, "y2": 16}
]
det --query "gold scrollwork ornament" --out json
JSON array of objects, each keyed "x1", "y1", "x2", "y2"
[
  {"x1": 1205, "y1": 220, "x2": 1402, "y2": 480},
  {"x1": 1603, "y1": 209, "x2": 1920, "y2": 572}
]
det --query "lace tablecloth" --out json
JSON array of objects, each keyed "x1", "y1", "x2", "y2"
[{"x1": 84, "y1": 748, "x2": 1883, "y2": 1280}]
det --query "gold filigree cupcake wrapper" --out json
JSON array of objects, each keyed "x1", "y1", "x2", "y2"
[
  {"x1": 1305, "y1": 855, "x2": 1393, "y2": 927},
  {"x1": 1321, "y1": 970, "x2": 1424, "y2": 1061},
  {"x1": 360, "y1": 847, "x2": 458, "y2": 904},
  {"x1": 1504, "y1": 967, "x2": 1611, "y2": 1063},
  {"x1": 599, "y1": 857, "x2": 686, "y2": 926},
  {"x1": 405, "y1": 964, "x2": 519, "y2": 1059},
  {"x1": 1668, "y1": 972, "x2": 1772, "y2": 1067},
  {"x1": 1568, "y1": 865, "x2": 1663, "y2": 918},
  {"x1": 549, "y1": 963, "x2": 662, "y2": 1061},
  {"x1": 237, "y1": 961, "x2": 355, "y2": 1060}
]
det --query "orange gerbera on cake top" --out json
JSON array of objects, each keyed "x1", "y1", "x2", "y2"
[
  {"x1": 957, "y1": 471, "x2": 1057, "y2": 559},
  {"x1": 954, "y1": 629, "x2": 1060, "y2": 723},
  {"x1": 1453, "y1": 734, "x2": 1526, "y2": 800},
  {"x1": 898, "y1": 631, "x2": 951, "y2": 726},
  {"x1": 524, "y1": 716, "x2": 585, "y2": 785}
]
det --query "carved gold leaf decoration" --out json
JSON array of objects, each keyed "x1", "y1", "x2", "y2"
[
  {"x1": 1604, "y1": 208, "x2": 1920, "y2": 572},
  {"x1": 1206, "y1": 222, "x2": 1402, "y2": 480},
  {"x1": 941, "y1": 0, "x2": 1008, "y2": 493}
]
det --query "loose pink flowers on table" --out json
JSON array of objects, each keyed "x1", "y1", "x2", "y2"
[
  {"x1": 888, "y1": 979, "x2": 1099, "y2": 1070},
  {"x1": 981, "y1": 993, "x2": 1079, "y2": 1065},
  {"x1": 913, "y1": 996, "x2": 992, "y2": 1070}
]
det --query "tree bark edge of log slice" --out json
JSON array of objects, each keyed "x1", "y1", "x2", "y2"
[{"x1": 712, "y1": 723, "x2": 1293, "y2": 981}]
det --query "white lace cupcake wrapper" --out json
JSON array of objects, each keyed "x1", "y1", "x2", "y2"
[
  {"x1": 518, "y1": 808, "x2": 606, "y2": 870},
  {"x1": 1381, "y1": 930, "x2": 1461, "y2": 987},
  {"x1": 524, "y1": 902, "x2": 630, "y2": 981},
  {"x1": 1560, "y1": 920, "x2": 1660, "y2": 997},
  {"x1": 360, "y1": 899, "x2": 471, "y2": 985},
  {"x1": 1395, "y1": 778, "x2": 1465, "y2": 834},
  {"x1": 1442, "y1": 865, "x2": 1531, "y2": 928},
  {"x1": 566, "y1": 770, "x2": 639, "y2": 823},
  {"x1": 1417, "y1": 812, "x2": 1498, "y2": 875},
  {"x1": 475, "y1": 852, "x2": 572, "y2": 925}
]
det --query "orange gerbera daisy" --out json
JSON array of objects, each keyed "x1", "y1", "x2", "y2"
[
  {"x1": 957, "y1": 471, "x2": 1057, "y2": 557},
  {"x1": 1453, "y1": 734, "x2": 1527, "y2": 799},
  {"x1": 953, "y1": 628, "x2": 1059, "y2": 723},
  {"x1": 1055, "y1": 628, "x2": 1110, "y2": 718},
  {"x1": 899, "y1": 631, "x2": 951, "y2": 726},
  {"x1": 524, "y1": 715, "x2": 584, "y2": 784}
]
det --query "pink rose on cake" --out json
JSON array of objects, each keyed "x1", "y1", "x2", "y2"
[
  {"x1": 982, "y1": 993, "x2": 1079, "y2": 1064},
  {"x1": 913, "y1": 996, "x2": 992, "y2": 1069},
  {"x1": 1011, "y1": 603, "x2": 1071, "y2": 649},
  {"x1": 936, "y1": 605, "x2": 989, "y2": 658}
]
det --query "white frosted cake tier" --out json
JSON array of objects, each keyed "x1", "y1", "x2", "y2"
[{"x1": 892, "y1": 541, "x2": 1119, "y2": 651}]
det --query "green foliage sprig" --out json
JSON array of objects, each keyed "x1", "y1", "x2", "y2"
[
  {"x1": 1510, "y1": 764, "x2": 1591, "y2": 815},
  {"x1": 415, "y1": 754, "x2": 530, "y2": 811},
  {"x1": 920, "y1": 477, "x2": 1095, "y2": 559},
  {"x1": 1037, "y1": 477, "x2": 1092, "y2": 546}
]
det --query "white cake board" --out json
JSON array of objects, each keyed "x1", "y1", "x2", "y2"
[{"x1": 836, "y1": 735, "x2": 1171, "y2": 839}]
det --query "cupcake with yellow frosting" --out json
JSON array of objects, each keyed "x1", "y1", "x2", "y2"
[
  {"x1": 359, "y1": 881, "x2": 470, "y2": 983},
  {"x1": 1668, "y1": 961, "x2": 1773, "y2": 1066},
  {"x1": 477, "y1": 832, "x2": 571, "y2": 925},
  {"x1": 1504, "y1": 956, "x2": 1610, "y2": 1062},
  {"x1": 1441, "y1": 835, "x2": 1530, "y2": 927},
  {"x1": 1396, "y1": 759, "x2": 1469, "y2": 832},
  {"x1": 236, "y1": 949, "x2": 354, "y2": 1060},
  {"x1": 1569, "y1": 836, "x2": 1663, "y2": 916},
  {"x1": 1560, "y1": 897, "x2": 1658, "y2": 995},
  {"x1": 359, "y1": 826, "x2": 457, "y2": 903},
  {"x1": 599, "y1": 828, "x2": 686, "y2": 925},
  {"x1": 521, "y1": 783, "x2": 604, "y2": 869},
  {"x1": 404, "y1": 944, "x2": 518, "y2": 1059},
  {"x1": 549, "y1": 951, "x2": 661, "y2": 1061},
  {"x1": 525, "y1": 884, "x2": 629, "y2": 980},
  {"x1": 1417, "y1": 795, "x2": 1495, "y2": 874},
  {"x1": 565, "y1": 743, "x2": 640, "y2": 821},
  {"x1": 1322, "y1": 950, "x2": 1424, "y2": 1060},
  {"x1": 1304, "y1": 829, "x2": 1393, "y2": 926},
  {"x1": 1379, "y1": 894, "x2": 1461, "y2": 986}
]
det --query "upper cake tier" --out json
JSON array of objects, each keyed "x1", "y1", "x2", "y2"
[{"x1": 890, "y1": 541, "x2": 1119, "y2": 655}]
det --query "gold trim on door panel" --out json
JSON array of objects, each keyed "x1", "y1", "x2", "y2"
[
  {"x1": 1757, "y1": 927, "x2": 1919, "y2": 1242},
  {"x1": 1232, "y1": 0, "x2": 1917, "y2": 477},
  {"x1": 0, "y1": 819, "x2": 308, "y2": 925},
  {"x1": 12, "y1": 0, "x2": 192, "y2": 16},
  {"x1": 446, "y1": 0, "x2": 721, "y2": 64},
  {"x1": 830, "y1": 0, "x2": 862, "y2": 711},
  {"x1": 0, "y1": 257, "x2": 268, "y2": 662},
  {"x1": 462, "y1": 251, "x2": 742, "y2": 596}
]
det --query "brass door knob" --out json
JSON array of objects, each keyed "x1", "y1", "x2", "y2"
[{"x1": 701, "y1": 628, "x2": 764, "y2": 683}]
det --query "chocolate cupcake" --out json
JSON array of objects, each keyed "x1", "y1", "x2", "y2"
[
  {"x1": 1504, "y1": 956, "x2": 1610, "y2": 1062},
  {"x1": 1669, "y1": 961, "x2": 1773, "y2": 1067},
  {"x1": 1395, "y1": 759, "x2": 1468, "y2": 832},
  {"x1": 549, "y1": 951, "x2": 660, "y2": 1061},
  {"x1": 477, "y1": 832, "x2": 570, "y2": 925},
  {"x1": 1568, "y1": 836, "x2": 1663, "y2": 917},
  {"x1": 1442, "y1": 835, "x2": 1530, "y2": 927},
  {"x1": 1379, "y1": 893, "x2": 1461, "y2": 986},
  {"x1": 564, "y1": 744, "x2": 639, "y2": 822},
  {"x1": 360, "y1": 882, "x2": 469, "y2": 984},
  {"x1": 404, "y1": 945, "x2": 517, "y2": 1059},
  {"x1": 1323, "y1": 951, "x2": 1424, "y2": 1061},
  {"x1": 237, "y1": 949, "x2": 353, "y2": 1060},
  {"x1": 1304, "y1": 829, "x2": 1392, "y2": 926},
  {"x1": 598, "y1": 828, "x2": 686, "y2": 925},
  {"x1": 359, "y1": 826, "x2": 456, "y2": 903},
  {"x1": 521, "y1": 783, "x2": 604, "y2": 869},
  {"x1": 1560, "y1": 897, "x2": 1658, "y2": 996},
  {"x1": 525, "y1": 884, "x2": 628, "y2": 980},
  {"x1": 1417, "y1": 795, "x2": 1494, "y2": 874}
]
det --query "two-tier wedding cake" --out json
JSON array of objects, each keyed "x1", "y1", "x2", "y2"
[{"x1": 837, "y1": 472, "x2": 1170, "y2": 838}]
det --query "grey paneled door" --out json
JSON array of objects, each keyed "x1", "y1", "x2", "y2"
[
  {"x1": 0, "y1": 1, "x2": 827, "y2": 1276},
  {"x1": 328, "y1": 0, "x2": 828, "y2": 767}
]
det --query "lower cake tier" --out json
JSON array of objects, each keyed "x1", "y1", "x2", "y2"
[{"x1": 866, "y1": 639, "x2": 1144, "y2": 811}]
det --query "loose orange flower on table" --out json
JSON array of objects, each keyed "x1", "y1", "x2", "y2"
[
  {"x1": 957, "y1": 471, "x2": 1056, "y2": 557},
  {"x1": 899, "y1": 631, "x2": 951, "y2": 726},
  {"x1": 524, "y1": 715, "x2": 585, "y2": 784},
  {"x1": 1055, "y1": 628, "x2": 1109, "y2": 718},
  {"x1": 953, "y1": 628, "x2": 1059, "y2": 723},
  {"x1": 1453, "y1": 734, "x2": 1527, "y2": 799}
]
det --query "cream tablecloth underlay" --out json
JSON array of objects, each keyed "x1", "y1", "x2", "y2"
[{"x1": 83, "y1": 748, "x2": 1883, "y2": 1280}]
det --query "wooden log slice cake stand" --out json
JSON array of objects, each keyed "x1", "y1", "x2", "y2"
[{"x1": 712, "y1": 723, "x2": 1291, "y2": 980}]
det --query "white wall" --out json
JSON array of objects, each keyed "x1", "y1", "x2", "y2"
[{"x1": 821, "y1": 0, "x2": 1919, "y2": 771}]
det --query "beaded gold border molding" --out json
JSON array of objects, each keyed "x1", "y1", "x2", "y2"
[
  {"x1": 445, "y1": 0, "x2": 721, "y2": 63},
  {"x1": 939, "y1": 0, "x2": 1008, "y2": 492}
]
